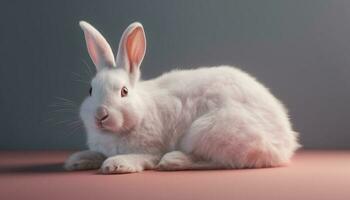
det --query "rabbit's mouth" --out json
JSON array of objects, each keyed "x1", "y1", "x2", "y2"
[
  {"x1": 95, "y1": 115, "x2": 119, "y2": 133},
  {"x1": 93, "y1": 105, "x2": 121, "y2": 133}
]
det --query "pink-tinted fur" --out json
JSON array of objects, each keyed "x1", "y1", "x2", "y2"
[{"x1": 64, "y1": 21, "x2": 300, "y2": 174}]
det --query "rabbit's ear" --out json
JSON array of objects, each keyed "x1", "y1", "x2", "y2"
[
  {"x1": 79, "y1": 21, "x2": 116, "y2": 71},
  {"x1": 116, "y1": 22, "x2": 146, "y2": 84}
]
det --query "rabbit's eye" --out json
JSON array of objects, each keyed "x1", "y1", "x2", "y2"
[
  {"x1": 121, "y1": 86, "x2": 128, "y2": 97},
  {"x1": 89, "y1": 87, "x2": 92, "y2": 96}
]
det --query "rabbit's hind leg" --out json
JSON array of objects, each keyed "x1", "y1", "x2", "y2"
[
  {"x1": 156, "y1": 151, "x2": 220, "y2": 171},
  {"x1": 180, "y1": 108, "x2": 282, "y2": 169}
]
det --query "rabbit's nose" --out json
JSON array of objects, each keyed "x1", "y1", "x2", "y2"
[{"x1": 96, "y1": 106, "x2": 109, "y2": 121}]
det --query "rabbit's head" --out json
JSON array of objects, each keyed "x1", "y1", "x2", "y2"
[{"x1": 79, "y1": 21, "x2": 146, "y2": 133}]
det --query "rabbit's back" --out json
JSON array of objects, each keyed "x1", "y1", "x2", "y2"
[{"x1": 154, "y1": 66, "x2": 286, "y2": 115}]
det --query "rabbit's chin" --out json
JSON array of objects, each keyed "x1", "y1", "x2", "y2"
[
  {"x1": 94, "y1": 123, "x2": 123, "y2": 134},
  {"x1": 98, "y1": 127, "x2": 120, "y2": 134},
  {"x1": 96, "y1": 121, "x2": 120, "y2": 133}
]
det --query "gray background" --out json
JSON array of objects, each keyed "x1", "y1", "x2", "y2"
[{"x1": 1, "y1": 0, "x2": 350, "y2": 150}]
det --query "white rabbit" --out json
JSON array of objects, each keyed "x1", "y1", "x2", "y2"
[{"x1": 64, "y1": 21, "x2": 300, "y2": 174}]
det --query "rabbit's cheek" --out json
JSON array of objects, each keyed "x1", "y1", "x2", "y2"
[
  {"x1": 121, "y1": 112, "x2": 133, "y2": 130},
  {"x1": 120, "y1": 107, "x2": 139, "y2": 131},
  {"x1": 80, "y1": 98, "x2": 96, "y2": 126}
]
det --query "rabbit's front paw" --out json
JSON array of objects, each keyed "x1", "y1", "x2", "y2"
[{"x1": 101, "y1": 155, "x2": 144, "y2": 174}]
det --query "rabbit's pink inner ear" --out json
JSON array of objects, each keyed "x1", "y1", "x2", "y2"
[
  {"x1": 86, "y1": 34, "x2": 115, "y2": 69},
  {"x1": 80, "y1": 21, "x2": 115, "y2": 70},
  {"x1": 85, "y1": 34, "x2": 101, "y2": 67},
  {"x1": 126, "y1": 27, "x2": 146, "y2": 73}
]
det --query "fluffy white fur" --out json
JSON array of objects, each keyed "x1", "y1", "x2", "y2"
[{"x1": 64, "y1": 21, "x2": 300, "y2": 174}]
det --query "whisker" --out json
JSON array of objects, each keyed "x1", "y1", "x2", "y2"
[
  {"x1": 54, "y1": 97, "x2": 77, "y2": 105},
  {"x1": 73, "y1": 79, "x2": 90, "y2": 85},
  {"x1": 71, "y1": 72, "x2": 91, "y2": 84},
  {"x1": 46, "y1": 66, "x2": 88, "y2": 135},
  {"x1": 41, "y1": 118, "x2": 56, "y2": 123},
  {"x1": 81, "y1": 58, "x2": 94, "y2": 77},
  {"x1": 48, "y1": 102, "x2": 77, "y2": 107},
  {"x1": 48, "y1": 103, "x2": 76, "y2": 108},
  {"x1": 69, "y1": 122, "x2": 83, "y2": 130},
  {"x1": 51, "y1": 109, "x2": 78, "y2": 114},
  {"x1": 70, "y1": 125, "x2": 83, "y2": 135},
  {"x1": 67, "y1": 120, "x2": 82, "y2": 127},
  {"x1": 71, "y1": 72, "x2": 83, "y2": 79},
  {"x1": 52, "y1": 119, "x2": 75, "y2": 126},
  {"x1": 67, "y1": 119, "x2": 84, "y2": 135}
]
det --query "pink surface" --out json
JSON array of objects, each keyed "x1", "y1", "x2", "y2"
[{"x1": 1, "y1": 150, "x2": 350, "y2": 200}]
